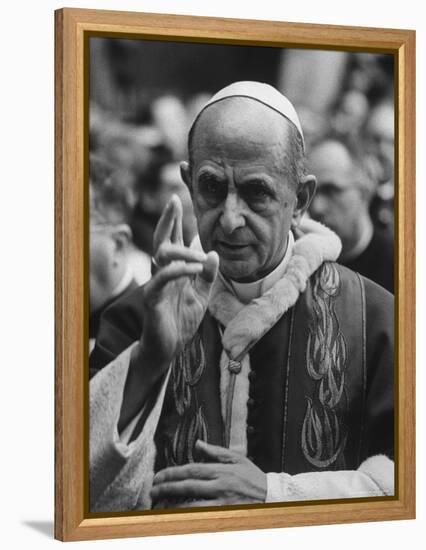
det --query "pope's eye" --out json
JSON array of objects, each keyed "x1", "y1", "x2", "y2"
[
  {"x1": 199, "y1": 177, "x2": 226, "y2": 200},
  {"x1": 249, "y1": 187, "x2": 267, "y2": 197},
  {"x1": 206, "y1": 181, "x2": 220, "y2": 194},
  {"x1": 243, "y1": 184, "x2": 269, "y2": 201}
]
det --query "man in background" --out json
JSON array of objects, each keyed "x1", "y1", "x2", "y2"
[
  {"x1": 309, "y1": 137, "x2": 394, "y2": 293},
  {"x1": 364, "y1": 100, "x2": 395, "y2": 231},
  {"x1": 89, "y1": 155, "x2": 150, "y2": 360}
]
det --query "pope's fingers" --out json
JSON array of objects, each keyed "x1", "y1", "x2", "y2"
[
  {"x1": 194, "y1": 251, "x2": 219, "y2": 297},
  {"x1": 195, "y1": 439, "x2": 241, "y2": 464},
  {"x1": 153, "y1": 463, "x2": 220, "y2": 485},
  {"x1": 150, "y1": 479, "x2": 219, "y2": 501},
  {"x1": 155, "y1": 242, "x2": 207, "y2": 267},
  {"x1": 153, "y1": 195, "x2": 180, "y2": 252},
  {"x1": 171, "y1": 194, "x2": 183, "y2": 245},
  {"x1": 158, "y1": 499, "x2": 226, "y2": 509},
  {"x1": 145, "y1": 261, "x2": 203, "y2": 296}
]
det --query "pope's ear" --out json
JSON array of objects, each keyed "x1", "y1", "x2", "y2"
[
  {"x1": 180, "y1": 161, "x2": 192, "y2": 195},
  {"x1": 111, "y1": 224, "x2": 132, "y2": 255},
  {"x1": 292, "y1": 175, "x2": 317, "y2": 227}
]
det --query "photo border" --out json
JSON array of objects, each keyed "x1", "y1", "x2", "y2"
[{"x1": 54, "y1": 7, "x2": 416, "y2": 541}]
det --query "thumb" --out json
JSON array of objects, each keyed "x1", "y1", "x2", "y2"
[
  {"x1": 195, "y1": 440, "x2": 240, "y2": 464},
  {"x1": 194, "y1": 251, "x2": 219, "y2": 297}
]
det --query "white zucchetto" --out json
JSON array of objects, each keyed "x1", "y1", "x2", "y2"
[{"x1": 191, "y1": 80, "x2": 305, "y2": 149}]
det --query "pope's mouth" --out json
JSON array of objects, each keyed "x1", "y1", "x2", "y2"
[
  {"x1": 218, "y1": 241, "x2": 247, "y2": 248},
  {"x1": 215, "y1": 240, "x2": 251, "y2": 256}
]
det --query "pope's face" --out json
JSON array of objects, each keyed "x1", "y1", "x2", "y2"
[{"x1": 183, "y1": 99, "x2": 305, "y2": 283}]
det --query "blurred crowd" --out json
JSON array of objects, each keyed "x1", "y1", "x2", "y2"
[{"x1": 89, "y1": 44, "x2": 395, "y2": 346}]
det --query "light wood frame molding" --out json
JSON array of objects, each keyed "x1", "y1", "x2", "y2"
[{"x1": 54, "y1": 7, "x2": 416, "y2": 542}]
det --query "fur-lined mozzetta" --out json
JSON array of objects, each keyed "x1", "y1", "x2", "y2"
[{"x1": 208, "y1": 218, "x2": 342, "y2": 361}]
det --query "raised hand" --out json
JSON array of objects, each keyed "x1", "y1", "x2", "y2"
[
  {"x1": 142, "y1": 194, "x2": 219, "y2": 366},
  {"x1": 119, "y1": 195, "x2": 218, "y2": 430}
]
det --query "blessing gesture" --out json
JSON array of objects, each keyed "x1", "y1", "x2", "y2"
[
  {"x1": 143, "y1": 194, "x2": 219, "y2": 366},
  {"x1": 120, "y1": 195, "x2": 219, "y2": 428}
]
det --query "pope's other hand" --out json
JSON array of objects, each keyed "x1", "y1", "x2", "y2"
[{"x1": 150, "y1": 440, "x2": 267, "y2": 509}]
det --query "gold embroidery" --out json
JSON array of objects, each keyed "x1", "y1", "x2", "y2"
[
  {"x1": 168, "y1": 334, "x2": 208, "y2": 465},
  {"x1": 172, "y1": 334, "x2": 205, "y2": 415},
  {"x1": 302, "y1": 263, "x2": 347, "y2": 468}
]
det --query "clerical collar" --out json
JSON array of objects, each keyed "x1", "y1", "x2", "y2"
[{"x1": 227, "y1": 232, "x2": 295, "y2": 303}]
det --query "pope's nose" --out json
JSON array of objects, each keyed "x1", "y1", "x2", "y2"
[{"x1": 219, "y1": 192, "x2": 246, "y2": 234}]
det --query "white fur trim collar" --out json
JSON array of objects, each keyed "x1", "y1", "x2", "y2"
[{"x1": 208, "y1": 219, "x2": 341, "y2": 361}]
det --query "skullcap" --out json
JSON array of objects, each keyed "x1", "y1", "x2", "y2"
[{"x1": 191, "y1": 81, "x2": 304, "y2": 149}]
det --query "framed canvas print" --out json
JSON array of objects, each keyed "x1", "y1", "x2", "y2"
[{"x1": 54, "y1": 7, "x2": 416, "y2": 542}]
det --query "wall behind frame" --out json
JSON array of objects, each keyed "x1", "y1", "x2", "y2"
[{"x1": 0, "y1": 0, "x2": 423, "y2": 549}]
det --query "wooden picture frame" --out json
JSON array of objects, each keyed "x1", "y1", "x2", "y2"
[{"x1": 55, "y1": 7, "x2": 416, "y2": 542}]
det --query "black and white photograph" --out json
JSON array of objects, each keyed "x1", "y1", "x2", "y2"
[{"x1": 88, "y1": 36, "x2": 395, "y2": 514}]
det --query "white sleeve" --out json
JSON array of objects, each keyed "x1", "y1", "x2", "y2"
[
  {"x1": 266, "y1": 455, "x2": 394, "y2": 502},
  {"x1": 116, "y1": 404, "x2": 148, "y2": 447},
  {"x1": 90, "y1": 343, "x2": 170, "y2": 512}
]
